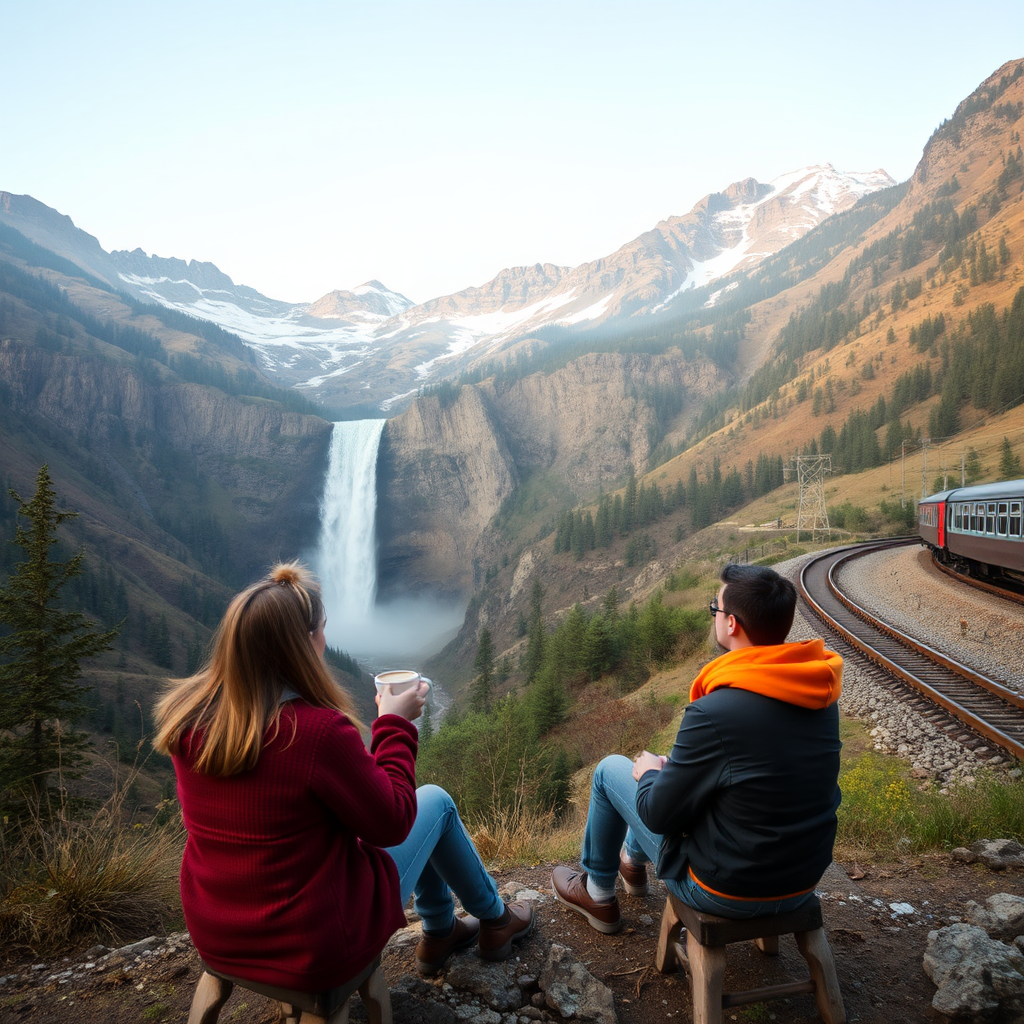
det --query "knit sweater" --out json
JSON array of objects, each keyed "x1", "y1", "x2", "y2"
[
  {"x1": 173, "y1": 702, "x2": 418, "y2": 991},
  {"x1": 636, "y1": 641, "x2": 842, "y2": 899}
]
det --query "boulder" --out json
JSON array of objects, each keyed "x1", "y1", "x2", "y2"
[
  {"x1": 951, "y1": 838, "x2": 1024, "y2": 870},
  {"x1": 965, "y1": 893, "x2": 1024, "y2": 940},
  {"x1": 923, "y1": 923, "x2": 1024, "y2": 1017},
  {"x1": 444, "y1": 959, "x2": 524, "y2": 1013},
  {"x1": 539, "y1": 944, "x2": 616, "y2": 1024}
]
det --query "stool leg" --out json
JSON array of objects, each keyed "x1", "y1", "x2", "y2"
[
  {"x1": 187, "y1": 972, "x2": 232, "y2": 1024},
  {"x1": 754, "y1": 935, "x2": 780, "y2": 955},
  {"x1": 357, "y1": 965, "x2": 392, "y2": 1024},
  {"x1": 686, "y1": 929, "x2": 726, "y2": 1024},
  {"x1": 795, "y1": 928, "x2": 846, "y2": 1024},
  {"x1": 655, "y1": 898, "x2": 683, "y2": 973},
  {"x1": 280, "y1": 1004, "x2": 314, "y2": 1024},
  {"x1": 324, "y1": 997, "x2": 350, "y2": 1023}
]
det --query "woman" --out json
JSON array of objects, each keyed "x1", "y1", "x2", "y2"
[{"x1": 154, "y1": 562, "x2": 533, "y2": 992}]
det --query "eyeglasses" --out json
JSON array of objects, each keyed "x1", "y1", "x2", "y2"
[{"x1": 709, "y1": 599, "x2": 742, "y2": 626}]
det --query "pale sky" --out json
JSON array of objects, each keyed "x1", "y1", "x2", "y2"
[{"x1": 3, "y1": 1, "x2": 1023, "y2": 305}]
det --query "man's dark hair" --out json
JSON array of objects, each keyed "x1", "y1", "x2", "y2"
[{"x1": 719, "y1": 563, "x2": 796, "y2": 645}]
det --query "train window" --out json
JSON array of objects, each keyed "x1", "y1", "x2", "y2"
[
  {"x1": 988, "y1": 502, "x2": 997, "y2": 534},
  {"x1": 1011, "y1": 501, "x2": 1022, "y2": 538},
  {"x1": 998, "y1": 502, "x2": 1008, "y2": 536},
  {"x1": 954, "y1": 503, "x2": 963, "y2": 530},
  {"x1": 972, "y1": 503, "x2": 982, "y2": 531}
]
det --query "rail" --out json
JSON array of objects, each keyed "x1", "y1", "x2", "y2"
[{"x1": 799, "y1": 539, "x2": 1024, "y2": 762}]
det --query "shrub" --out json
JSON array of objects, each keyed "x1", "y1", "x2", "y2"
[
  {"x1": 916, "y1": 771, "x2": 1024, "y2": 849},
  {"x1": 837, "y1": 753, "x2": 917, "y2": 853},
  {"x1": 0, "y1": 802, "x2": 183, "y2": 955},
  {"x1": 879, "y1": 498, "x2": 917, "y2": 532},
  {"x1": 838, "y1": 756, "x2": 1024, "y2": 857},
  {"x1": 830, "y1": 500, "x2": 872, "y2": 532},
  {"x1": 665, "y1": 568, "x2": 701, "y2": 592}
]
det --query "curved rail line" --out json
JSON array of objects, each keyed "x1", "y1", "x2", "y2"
[
  {"x1": 799, "y1": 539, "x2": 1024, "y2": 762},
  {"x1": 930, "y1": 553, "x2": 1024, "y2": 607}
]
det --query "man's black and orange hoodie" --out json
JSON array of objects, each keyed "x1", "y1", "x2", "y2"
[{"x1": 635, "y1": 639, "x2": 843, "y2": 900}]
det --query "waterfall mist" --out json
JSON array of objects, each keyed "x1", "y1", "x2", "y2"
[{"x1": 315, "y1": 420, "x2": 465, "y2": 666}]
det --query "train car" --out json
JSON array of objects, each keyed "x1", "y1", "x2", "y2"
[{"x1": 918, "y1": 478, "x2": 1024, "y2": 581}]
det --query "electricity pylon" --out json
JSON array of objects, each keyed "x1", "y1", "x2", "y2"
[{"x1": 794, "y1": 455, "x2": 832, "y2": 542}]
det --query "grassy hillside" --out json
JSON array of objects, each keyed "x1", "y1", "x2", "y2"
[{"x1": 428, "y1": 59, "x2": 1024, "y2": 697}]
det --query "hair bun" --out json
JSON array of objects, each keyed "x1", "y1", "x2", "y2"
[{"x1": 269, "y1": 561, "x2": 307, "y2": 586}]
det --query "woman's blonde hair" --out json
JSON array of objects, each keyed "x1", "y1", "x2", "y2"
[{"x1": 153, "y1": 561, "x2": 362, "y2": 776}]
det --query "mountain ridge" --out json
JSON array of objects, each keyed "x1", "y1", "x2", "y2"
[{"x1": 0, "y1": 163, "x2": 893, "y2": 411}]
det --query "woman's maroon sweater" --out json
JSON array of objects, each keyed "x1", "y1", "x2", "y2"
[{"x1": 173, "y1": 702, "x2": 418, "y2": 991}]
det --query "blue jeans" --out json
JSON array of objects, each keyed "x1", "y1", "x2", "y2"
[
  {"x1": 581, "y1": 755, "x2": 817, "y2": 920},
  {"x1": 385, "y1": 784, "x2": 505, "y2": 932}
]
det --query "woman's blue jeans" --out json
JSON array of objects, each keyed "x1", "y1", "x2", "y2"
[
  {"x1": 581, "y1": 755, "x2": 817, "y2": 920},
  {"x1": 385, "y1": 784, "x2": 504, "y2": 932}
]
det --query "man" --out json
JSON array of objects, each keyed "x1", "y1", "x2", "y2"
[{"x1": 552, "y1": 563, "x2": 842, "y2": 930}]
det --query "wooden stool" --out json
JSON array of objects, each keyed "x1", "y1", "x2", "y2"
[
  {"x1": 187, "y1": 954, "x2": 392, "y2": 1024},
  {"x1": 655, "y1": 893, "x2": 845, "y2": 1024}
]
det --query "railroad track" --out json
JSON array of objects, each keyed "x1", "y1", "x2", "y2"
[{"x1": 799, "y1": 538, "x2": 1024, "y2": 762}]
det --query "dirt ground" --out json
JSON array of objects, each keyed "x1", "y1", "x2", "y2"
[{"x1": 2, "y1": 855, "x2": 1022, "y2": 1023}]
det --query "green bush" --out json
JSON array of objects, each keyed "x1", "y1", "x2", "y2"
[
  {"x1": 837, "y1": 753, "x2": 917, "y2": 852},
  {"x1": 879, "y1": 497, "x2": 917, "y2": 532},
  {"x1": 665, "y1": 568, "x2": 700, "y2": 592},
  {"x1": 830, "y1": 500, "x2": 872, "y2": 532},
  {"x1": 916, "y1": 771, "x2": 1024, "y2": 849},
  {"x1": 837, "y1": 754, "x2": 1024, "y2": 856}
]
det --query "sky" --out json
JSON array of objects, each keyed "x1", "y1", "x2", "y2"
[{"x1": 4, "y1": 1, "x2": 1024, "y2": 305}]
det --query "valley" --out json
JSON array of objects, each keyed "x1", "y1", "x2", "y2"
[{"x1": 1, "y1": 57, "x2": 1024, "y2": 813}]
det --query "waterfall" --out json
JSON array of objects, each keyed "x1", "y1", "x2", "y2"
[
  {"x1": 316, "y1": 419, "x2": 387, "y2": 643},
  {"x1": 314, "y1": 417, "x2": 465, "y2": 669}
]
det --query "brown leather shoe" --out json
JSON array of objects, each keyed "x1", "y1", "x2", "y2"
[
  {"x1": 551, "y1": 866, "x2": 622, "y2": 934},
  {"x1": 415, "y1": 915, "x2": 480, "y2": 975},
  {"x1": 479, "y1": 901, "x2": 535, "y2": 961},
  {"x1": 618, "y1": 853, "x2": 649, "y2": 896}
]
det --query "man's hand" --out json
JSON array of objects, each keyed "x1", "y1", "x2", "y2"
[{"x1": 632, "y1": 750, "x2": 666, "y2": 781}]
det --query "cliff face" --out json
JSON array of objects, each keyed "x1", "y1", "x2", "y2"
[
  {"x1": 376, "y1": 386, "x2": 518, "y2": 600},
  {"x1": 376, "y1": 351, "x2": 724, "y2": 598},
  {"x1": 485, "y1": 352, "x2": 722, "y2": 488},
  {"x1": 0, "y1": 340, "x2": 332, "y2": 579}
]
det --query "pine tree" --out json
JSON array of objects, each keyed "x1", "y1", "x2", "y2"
[
  {"x1": 999, "y1": 437, "x2": 1022, "y2": 479},
  {"x1": 0, "y1": 466, "x2": 118, "y2": 807},
  {"x1": 523, "y1": 578, "x2": 546, "y2": 683},
  {"x1": 471, "y1": 626, "x2": 495, "y2": 712}
]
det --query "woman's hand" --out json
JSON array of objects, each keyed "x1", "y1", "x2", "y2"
[{"x1": 376, "y1": 679, "x2": 429, "y2": 721}]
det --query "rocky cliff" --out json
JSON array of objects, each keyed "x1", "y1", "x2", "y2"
[
  {"x1": 376, "y1": 386, "x2": 518, "y2": 600},
  {"x1": 0, "y1": 338, "x2": 332, "y2": 583},
  {"x1": 376, "y1": 351, "x2": 725, "y2": 598}
]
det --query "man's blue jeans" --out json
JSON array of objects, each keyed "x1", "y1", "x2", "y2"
[
  {"x1": 385, "y1": 784, "x2": 505, "y2": 932},
  {"x1": 581, "y1": 755, "x2": 817, "y2": 920}
]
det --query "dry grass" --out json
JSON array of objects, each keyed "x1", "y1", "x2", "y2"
[{"x1": 0, "y1": 784, "x2": 184, "y2": 957}]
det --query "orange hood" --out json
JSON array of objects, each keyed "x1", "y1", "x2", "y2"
[{"x1": 689, "y1": 639, "x2": 843, "y2": 709}]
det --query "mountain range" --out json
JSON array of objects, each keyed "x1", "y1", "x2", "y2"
[
  {"x1": 0, "y1": 163, "x2": 893, "y2": 412},
  {"x1": 2, "y1": 56, "x2": 1023, "y2": 697}
]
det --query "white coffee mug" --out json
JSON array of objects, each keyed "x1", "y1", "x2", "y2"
[{"x1": 373, "y1": 669, "x2": 431, "y2": 696}]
